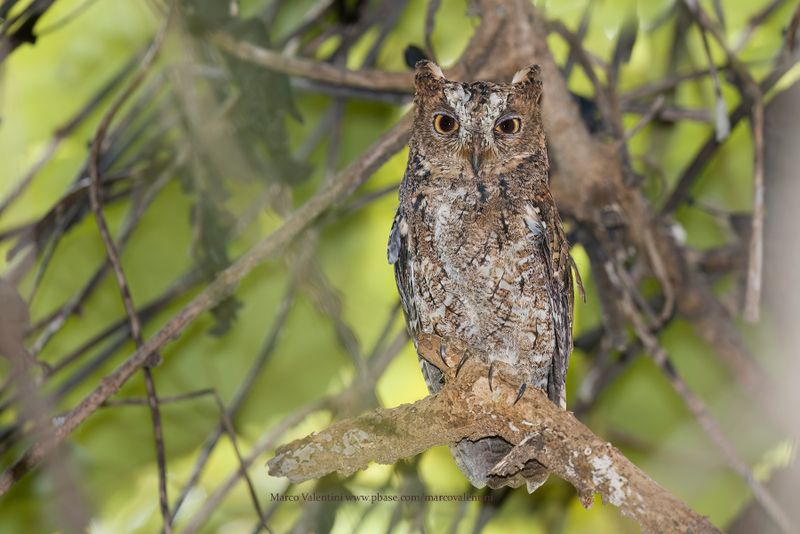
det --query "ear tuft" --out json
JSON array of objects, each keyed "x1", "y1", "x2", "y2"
[
  {"x1": 414, "y1": 60, "x2": 446, "y2": 94},
  {"x1": 512, "y1": 64, "x2": 543, "y2": 103},
  {"x1": 416, "y1": 60, "x2": 445, "y2": 80},
  {"x1": 512, "y1": 64, "x2": 542, "y2": 85}
]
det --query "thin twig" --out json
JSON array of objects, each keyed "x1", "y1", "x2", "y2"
[
  {"x1": 0, "y1": 55, "x2": 136, "y2": 218},
  {"x1": 744, "y1": 97, "x2": 765, "y2": 322},
  {"x1": 28, "y1": 148, "x2": 184, "y2": 359},
  {"x1": 619, "y1": 95, "x2": 665, "y2": 143},
  {"x1": 169, "y1": 285, "x2": 296, "y2": 521},
  {"x1": 561, "y1": 2, "x2": 593, "y2": 81},
  {"x1": 684, "y1": 0, "x2": 730, "y2": 141},
  {"x1": 180, "y1": 328, "x2": 408, "y2": 533},
  {"x1": 34, "y1": 0, "x2": 101, "y2": 35},
  {"x1": 620, "y1": 67, "x2": 715, "y2": 102},
  {"x1": 106, "y1": 387, "x2": 271, "y2": 532},
  {"x1": 178, "y1": 399, "x2": 327, "y2": 534},
  {"x1": 212, "y1": 32, "x2": 413, "y2": 92},
  {"x1": 547, "y1": 18, "x2": 614, "y2": 129},
  {"x1": 85, "y1": 5, "x2": 175, "y2": 532},
  {"x1": 424, "y1": 0, "x2": 442, "y2": 63},
  {"x1": 662, "y1": 49, "x2": 798, "y2": 214},
  {"x1": 732, "y1": 0, "x2": 788, "y2": 53},
  {"x1": 622, "y1": 99, "x2": 710, "y2": 122},
  {"x1": 624, "y1": 286, "x2": 794, "y2": 534},
  {"x1": 279, "y1": 0, "x2": 335, "y2": 53}
]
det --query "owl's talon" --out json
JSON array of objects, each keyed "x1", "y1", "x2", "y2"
[
  {"x1": 513, "y1": 382, "x2": 527, "y2": 405},
  {"x1": 439, "y1": 342, "x2": 449, "y2": 367},
  {"x1": 455, "y1": 352, "x2": 471, "y2": 378},
  {"x1": 487, "y1": 361, "x2": 496, "y2": 391}
]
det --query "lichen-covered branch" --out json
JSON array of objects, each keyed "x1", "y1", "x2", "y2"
[{"x1": 268, "y1": 334, "x2": 722, "y2": 534}]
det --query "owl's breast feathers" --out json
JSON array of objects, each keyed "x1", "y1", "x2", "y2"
[{"x1": 389, "y1": 168, "x2": 574, "y2": 408}]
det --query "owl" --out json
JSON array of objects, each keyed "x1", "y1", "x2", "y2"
[{"x1": 388, "y1": 61, "x2": 575, "y2": 491}]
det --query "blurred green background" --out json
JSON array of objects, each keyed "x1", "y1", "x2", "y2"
[{"x1": 0, "y1": 0, "x2": 797, "y2": 532}]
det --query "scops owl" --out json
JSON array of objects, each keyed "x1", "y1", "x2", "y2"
[{"x1": 388, "y1": 61, "x2": 575, "y2": 491}]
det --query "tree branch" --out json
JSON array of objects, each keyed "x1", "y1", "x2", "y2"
[
  {"x1": 268, "y1": 333, "x2": 722, "y2": 534},
  {"x1": 210, "y1": 32, "x2": 413, "y2": 92}
]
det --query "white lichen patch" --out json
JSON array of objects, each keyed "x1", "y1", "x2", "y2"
[
  {"x1": 337, "y1": 429, "x2": 370, "y2": 456},
  {"x1": 564, "y1": 459, "x2": 577, "y2": 479},
  {"x1": 590, "y1": 454, "x2": 628, "y2": 506},
  {"x1": 298, "y1": 444, "x2": 321, "y2": 461},
  {"x1": 283, "y1": 441, "x2": 324, "y2": 472}
]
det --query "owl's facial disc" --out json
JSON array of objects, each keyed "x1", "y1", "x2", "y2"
[
  {"x1": 439, "y1": 83, "x2": 515, "y2": 174},
  {"x1": 413, "y1": 63, "x2": 544, "y2": 177}
]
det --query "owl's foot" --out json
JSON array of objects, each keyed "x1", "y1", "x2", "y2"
[
  {"x1": 415, "y1": 333, "x2": 473, "y2": 383},
  {"x1": 513, "y1": 382, "x2": 527, "y2": 405},
  {"x1": 454, "y1": 351, "x2": 471, "y2": 378},
  {"x1": 485, "y1": 362, "x2": 525, "y2": 401},
  {"x1": 438, "y1": 342, "x2": 449, "y2": 367}
]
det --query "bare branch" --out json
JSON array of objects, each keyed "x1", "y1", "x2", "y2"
[
  {"x1": 210, "y1": 32, "x2": 413, "y2": 92},
  {"x1": 79, "y1": 4, "x2": 174, "y2": 532},
  {"x1": 268, "y1": 334, "x2": 723, "y2": 534}
]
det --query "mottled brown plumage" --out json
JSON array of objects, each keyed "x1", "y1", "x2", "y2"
[{"x1": 388, "y1": 61, "x2": 574, "y2": 491}]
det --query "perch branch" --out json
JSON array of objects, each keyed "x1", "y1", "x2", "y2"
[{"x1": 268, "y1": 334, "x2": 722, "y2": 534}]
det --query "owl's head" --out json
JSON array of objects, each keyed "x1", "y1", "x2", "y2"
[{"x1": 411, "y1": 60, "x2": 545, "y2": 175}]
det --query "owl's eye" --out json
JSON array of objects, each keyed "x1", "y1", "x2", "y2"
[
  {"x1": 433, "y1": 114, "x2": 459, "y2": 134},
  {"x1": 495, "y1": 117, "x2": 521, "y2": 135}
]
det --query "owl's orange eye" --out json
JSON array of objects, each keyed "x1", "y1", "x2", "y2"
[
  {"x1": 433, "y1": 114, "x2": 459, "y2": 134},
  {"x1": 495, "y1": 117, "x2": 521, "y2": 135}
]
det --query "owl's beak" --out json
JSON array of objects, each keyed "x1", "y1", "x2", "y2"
[
  {"x1": 470, "y1": 145, "x2": 482, "y2": 176},
  {"x1": 471, "y1": 151, "x2": 481, "y2": 175}
]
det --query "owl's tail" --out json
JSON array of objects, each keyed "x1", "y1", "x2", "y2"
[{"x1": 450, "y1": 436, "x2": 549, "y2": 493}]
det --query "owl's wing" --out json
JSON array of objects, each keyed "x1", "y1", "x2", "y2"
[
  {"x1": 388, "y1": 208, "x2": 418, "y2": 335},
  {"x1": 525, "y1": 195, "x2": 574, "y2": 409},
  {"x1": 388, "y1": 206, "x2": 446, "y2": 394}
]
